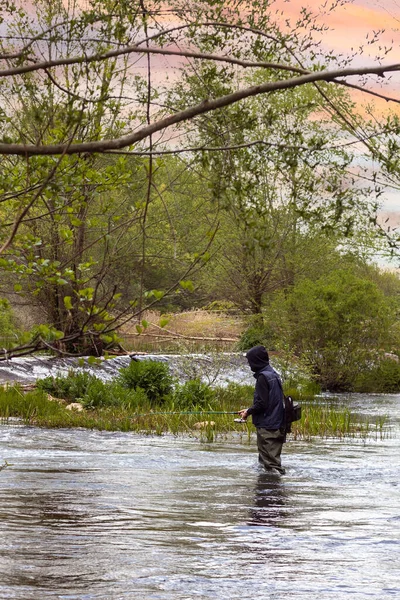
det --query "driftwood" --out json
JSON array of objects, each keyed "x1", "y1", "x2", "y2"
[{"x1": 123, "y1": 332, "x2": 238, "y2": 342}]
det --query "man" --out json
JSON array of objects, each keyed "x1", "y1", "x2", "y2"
[{"x1": 239, "y1": 345, "x2": 286, "y2": 474}]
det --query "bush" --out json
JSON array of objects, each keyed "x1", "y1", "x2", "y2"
[
  {"x1": 118, "y1": 359, "x2": 174, "y2": 403},
  {"x1": 237, "y1": 316, "x2": 276, "y2": 352},
  {"x1": 173, "y1": 379, "x2": 216, "y2": 409},
  {"x1": 237, "y1": 325, "x2": 267, "y2": 351},
  {"x1": 280, "y1": 270, "x2": 397, "y2": 391},
  {"x1": 354, "y1": 358, "x2": 400, "y2": 393},
  {"x1": 37, "y1": 371, "x2": 98, "y2": 400},
  {"x1": 81, "y1": 379, "x2": 147, "y2": 409},
  {"x1": 0, "y1": 298, "x2": 15, "y2": 334}
]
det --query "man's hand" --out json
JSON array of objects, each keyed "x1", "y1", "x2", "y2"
[{"x1": 238, "y1": 409, "x2": 248, "y2": 420}]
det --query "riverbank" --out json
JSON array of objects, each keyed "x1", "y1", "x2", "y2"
[{"x1": 0, "y1": 383, "x2": 389, "y2": 442}]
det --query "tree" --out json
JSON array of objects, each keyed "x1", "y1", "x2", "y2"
[
  {"x1": 186, "y1": 80, "x2": 378, "y2": 314},
  {"x1": 275, "y1": 269, "x2": 398, "y2": 390},
  {"x1": 0, "y1": 0, "x2": 399, "y2": 357}
]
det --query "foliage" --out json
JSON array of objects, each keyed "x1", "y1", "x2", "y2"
[
  {"x1": 36, "y1": 370, "x2": 149, "y2": 408},
  {"x1": 80, "y1": 380, "x2": 147, "y2": 410},
  {"x1": 237, "y1": 315, "x2": 275, "y2": 351},
  {"x1": 0, "y1": 0, "x2": 399, "y2": 363},
  {"x1": 0, "y1": 298, "x2": 17, "y2": 338},
  {"x1": 37, "y1": 371, "x2": 98, "y2": 400},
  {"x1": 214, "y1": 382, "x2": 255, "y2": 406},
  {"x1": 0, "y1": 382, "x2": 387, "y2": 441},
  {"x1": 0, "y1": 1, "x2": 219, "y2": 357},
  {"x1": 354, "y1": 357, "x2": 400, "y2": 393},
  {"x1": 274, "y1": 269, "x2": 399, "y2": 391},
  {"x1": 0, "y1": 386, "x2": 65, "y2": 421},
  {"x1": 118, "y1": 359, "x2": 174, "y2": 403},
  {"x1": 173, "y1": 378, "x2": 216, "y2": 409}
]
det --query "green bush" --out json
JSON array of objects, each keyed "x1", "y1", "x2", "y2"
[
  {"x1": 173, "y1": 379, "x2": 216, "y2": 409},
  {"x1": 279, "y1": 270, "x2": 397, "y2": 391},
  {"x1": 118, "y1": 359, "x2": 174, "y2": 403},
  {"x1": 81, "y1": 379, "x2": 147, "y2": 409},
  {"x1": 354, "y1": 358, "x2": 400, "y2": 393},
  {"x1": 37, "y1": 371, "x2": 98, "y2": 400},
  {"x1": 237, "y1": 325, "x2": 267, "y2": 351},
  {"x1": 237, "y1": 315, "x2": 276, "y2": 352}
]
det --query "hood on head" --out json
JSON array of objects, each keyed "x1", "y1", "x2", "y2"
[{"x1": 246, "y1": 345, "x2": 269, "y2": 372}]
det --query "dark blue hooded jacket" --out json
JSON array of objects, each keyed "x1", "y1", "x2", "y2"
[{"x1": 246, "y1": 345, "x2": 284, "y2": 430}]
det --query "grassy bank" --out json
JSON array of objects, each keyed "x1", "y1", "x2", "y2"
[{"x1": 0, "y1": 382, "x2": 388, "y2": 442}]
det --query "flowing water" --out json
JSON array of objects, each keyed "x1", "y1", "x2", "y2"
[
  {"x1": 0, "y1": 392, "x2": 399, "y2": 600},
  {"x1": 0, "y1": 353, "x2": 253, "y2": 387}
]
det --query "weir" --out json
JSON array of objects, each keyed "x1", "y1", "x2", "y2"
[{"x1": 0, "y1": 352, "x2": 254, "y2": 387}]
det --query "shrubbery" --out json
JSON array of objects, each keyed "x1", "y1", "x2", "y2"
[
  {"x1": 354, "y1": 358, "x2": 400, "y2": 393},
  {"x1": 173, "y1": 378, "x2": 216, "y2": 409},
  {"x1": 118, "y1": 359, "x2": 174, "y2": 403},
  {"x1": 37, "y1": 371, "x2": 97, "y2": 400},
  {"x1": 237, "y1": 317, "x2": 276, "y2": 352},
  {"x1": 80, "y1": 380, "x2": 147, "y2": 409},
  {"x1": 36, "y1": 360, "x2": 176, "y2": 409}
]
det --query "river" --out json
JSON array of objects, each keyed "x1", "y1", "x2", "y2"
[{"x1": 0, "y1": 392, "x2": 399, "y2": 600}]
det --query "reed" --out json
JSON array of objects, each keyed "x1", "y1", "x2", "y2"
[
  {"x1": 0, "y1": 383, "x2": 388, "y2": 441},
  {"x1": 291, "y1": 401, "x2": 389, "y2": 441}
]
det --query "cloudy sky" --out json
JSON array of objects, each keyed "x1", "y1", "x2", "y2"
[{"x1": 283, "y1": 0, "x2": 400, "y2": 220}]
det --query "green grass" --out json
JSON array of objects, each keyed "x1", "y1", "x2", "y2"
[
  {"x1": 0, "y1": 383, "x2": 389, "y2": 442},
  {"x1": 290, "y1": 400, "x2": 389, "y2": 441}
]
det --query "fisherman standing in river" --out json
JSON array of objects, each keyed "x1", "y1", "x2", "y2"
[{"x1": 238, "y1": 345, "x2": 286, "y2": 474}]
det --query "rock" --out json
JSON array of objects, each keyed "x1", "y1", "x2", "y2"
[
  {"x1": 47, "y1": 394, "x2": 68, "y2": 404},
  {"x1": 193, "y1": 420, "x2": 215, "y2": 430},
  {"x1": 65, "y1": 402, "x2": 84, "y2": 412}
]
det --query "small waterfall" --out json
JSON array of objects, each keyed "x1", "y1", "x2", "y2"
[{"x1": 0, "y1": 353, "x2": 254, "y2": 387}]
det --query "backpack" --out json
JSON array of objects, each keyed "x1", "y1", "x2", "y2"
[
  {"x1": 276, "y1": 377, "x2": 302, "y2": 434},
  {"x1": 283, "y1": 395, "x2": 302, "y2": 434}
]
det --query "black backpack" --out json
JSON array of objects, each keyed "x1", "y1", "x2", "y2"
[
  {"x1": 276, "y1": 378, "x2": 302, "y2": 434},
  {"x1": 283, "y1": 394, "x2": 302, "y2": 434}
]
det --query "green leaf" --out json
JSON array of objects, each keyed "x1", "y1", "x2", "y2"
[
  {"x1": 99, "y1": 334, "x2": 113, "y2": 344},
  {"x1": 179, "y1": 280, "x2": 194, "y2": 292},
  {"x1": 159, "y1": 317, "x2": 169, "y2": 328},
  {"x1": 141, "y1": 319, "x2": 149, "y2": 329},
  {"x1": 136, "y1": 325, "x2": 143, "y2": 334},
  {"x1": 152, "y1": 290, "x2": 164, "y2": 300},
  {"x1": 63, "y1": 296, "x2": 73, "y2": 310}
]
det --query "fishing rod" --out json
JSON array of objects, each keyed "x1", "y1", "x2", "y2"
[{"x1": 130, "y1": 410, "x2": 245, "y2": 421}]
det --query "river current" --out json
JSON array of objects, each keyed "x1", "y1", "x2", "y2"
[{"x1": 0, "y1": 391, "x2": 399, "y2": 599}]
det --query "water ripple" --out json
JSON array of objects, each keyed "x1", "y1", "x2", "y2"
[{"x1": 0, "y1": 395, "x2": 399, "y2": 599}]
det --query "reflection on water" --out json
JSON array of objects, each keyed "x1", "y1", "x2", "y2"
[
  {"x1": 248, "y1": 472, "x2": 288, "y2": 526},
  {"x1": 0, "y1": 394, "x2": 399, "y2": 599}
]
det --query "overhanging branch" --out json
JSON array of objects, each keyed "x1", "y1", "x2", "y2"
[{"x1": 1, "y1": 63, "x2": 400, "y2": 157}]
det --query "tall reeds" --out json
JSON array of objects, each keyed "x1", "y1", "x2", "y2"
[{"x1": 0, "y1": 383, "x2": 388, "y2": 442}]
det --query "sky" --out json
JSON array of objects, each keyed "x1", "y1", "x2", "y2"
[{"x1": 275, "y1": 0, "x2": 400, "y2": 226}]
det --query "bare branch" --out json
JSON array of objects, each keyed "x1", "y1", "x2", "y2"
[
  {"x1": 0, "y1": 41, "x2": 308, "y2": 79},
  {"x1": 104, "y1": 140, "x2": 314, "y2": 155},
  {"x1": 0, "y1": 20, "x2": 69, "y2": 59}
]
